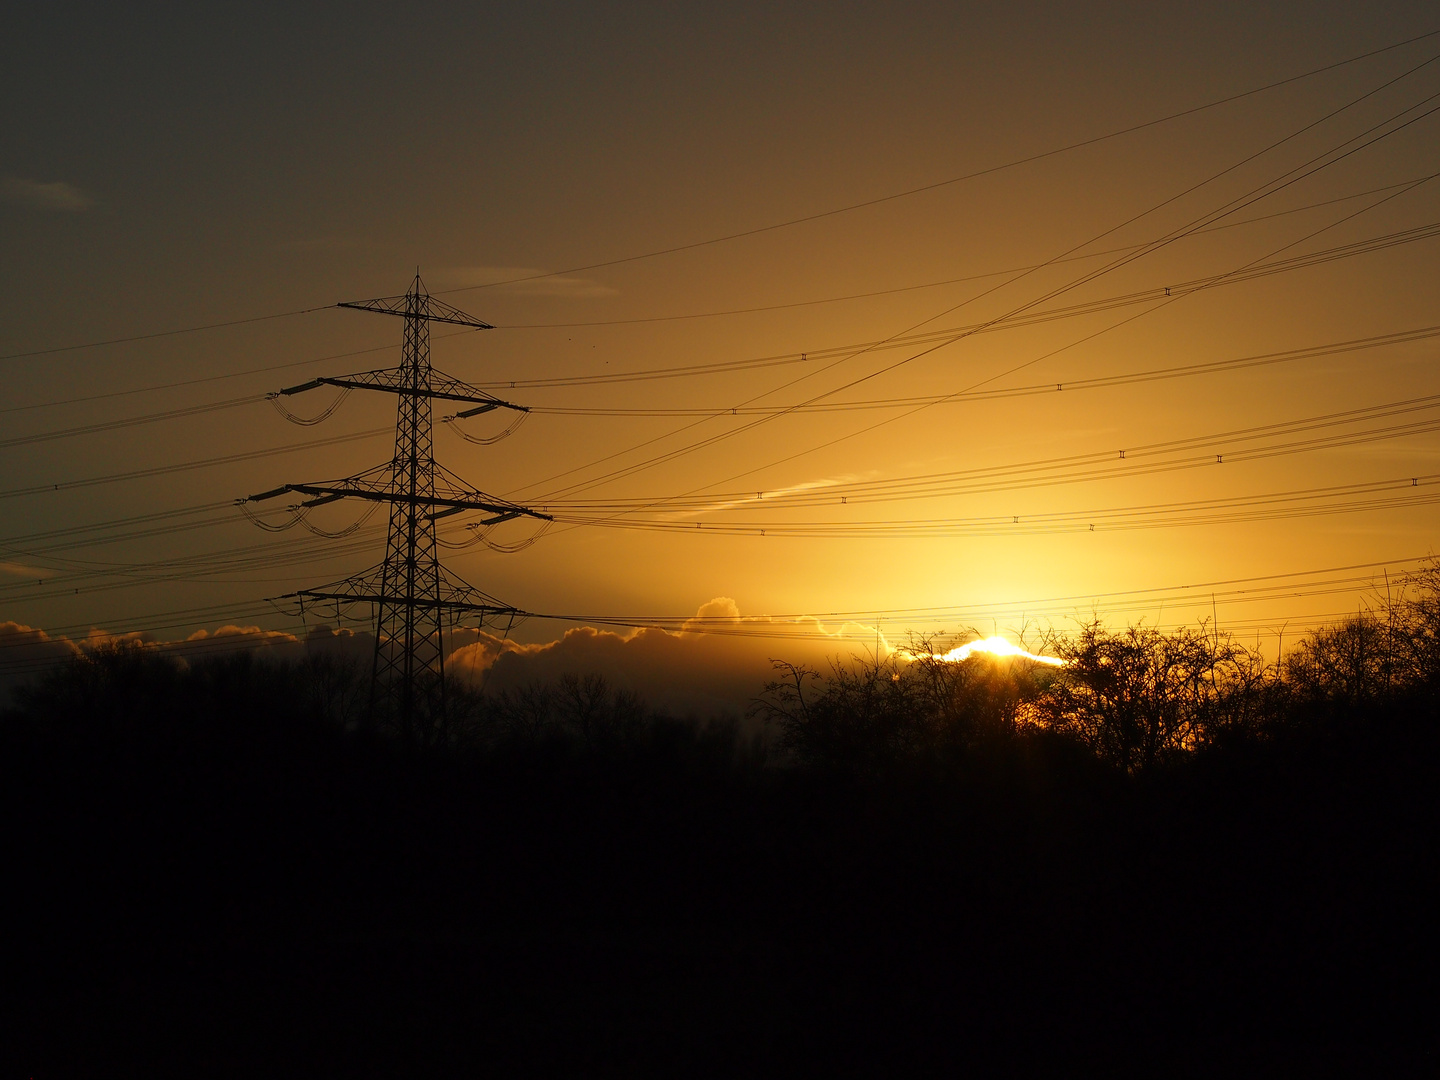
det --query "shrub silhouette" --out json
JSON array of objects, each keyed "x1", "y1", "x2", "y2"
[
  {"x1": 752, "y1": 557, "x2": 1440, "y2": 775},
  {"x1": 1031, "y1": 622, "x2": 1265, "y2": 772},
  {"x1": 1281, "y1": 612, "x2": 1397, "y2": 704},
  {"x1": 1394, "y1": 558, "x2": 1440, "y2": 686},
  {"x1": 1280, "y1": 560, "x2": 1440, "y2": 702},
  {"x1": 751, "y1": 641, "x2": 1056, "y2": 772},
  {"x1": 485, "y1": 673, "x2": 645, "y2": 754}
]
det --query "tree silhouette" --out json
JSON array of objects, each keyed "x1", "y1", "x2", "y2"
[
  {"x1": 1032, "y1": 622, "x2": 1263, "y2": 772},
  {"x1": 751, "y1": 640, "x2": 1056, "y2": 771}
]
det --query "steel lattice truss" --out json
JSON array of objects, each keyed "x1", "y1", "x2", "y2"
[
  {"x1": 245, "y1": 273, "x2": 545, "y2": 737},
  {"x1": 337, "y1": 289, "x2": 498, "y2": 328}
]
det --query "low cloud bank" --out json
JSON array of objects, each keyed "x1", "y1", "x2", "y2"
[
  {"x1": 451, "y1": 598, "x2": 894, "y2": 718},
  {"x1": 0, "y1": 622, "x2": 81, "y2": 693},
  {"x1": 2, "y1": 600, "x2": 894, "y2": 716},
  {"x1": 1, "y1": 176, "x2": 94, "y2": 211},
  {"x1": 0, "y1": 621, "x2": 373, "y2": 704}
]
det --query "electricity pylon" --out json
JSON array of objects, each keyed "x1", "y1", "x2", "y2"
[{"x1": 245, "y1": 272, "x2": 549, "y2": 738}]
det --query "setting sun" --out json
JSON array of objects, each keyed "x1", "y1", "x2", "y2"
[{"x1": 933, "y1": 636, "x2": 1066, "y2": 666}]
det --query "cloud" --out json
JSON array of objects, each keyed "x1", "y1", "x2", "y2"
[
  {"x1": 450, "y1": 598, "x2": 896, "y2": 719},
  {"x1": 0, "y1": 621, "x2": 82, "y2": 702},
  {"x1": 0, "y1": 561, "x2": 48, "y2": 580},
  {"x1": 676, "y1": 473, "x2": 877, "y2": 519},
  {"x1": 0, "y1": 620, "x2": 378, "y2": 704},
  {"x1": 0, "y1": 604, "x2": 900, "y2": 719},
  {"x1": 158, "y1": 623, "x2": 381, "y2": 668},
  {"x1": 300, "y1": 624, "x2": 374, "y2": 662},
  {"x1": 1, "y1": 176, "x2": 94, "y2": 212},
  {"x1": 434, "y1": 265, "x2": 618, "y2": 299},
  {"x1": 165, "y1": 624, "x2": 305, "y2": 662},
  {"x1": 685, "y1": 596, "x2": 742, "y2": 628}
]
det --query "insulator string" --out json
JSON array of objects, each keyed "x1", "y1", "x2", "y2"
[
  {"x1": 475, "y1": 519, "x2": 553, "y2": 553},
  {"x1": 443, "y1": 409, "x2": 528, "y2": 445},
  {"x1": 268, "y1": 388, "x2": 352, "y2": 426},
  {"x1": 293, "y1": 501, "x2": 381, "y2": 539},
  {"x1": 239, "y1": 500, "x2": 307, "y2": 532}
]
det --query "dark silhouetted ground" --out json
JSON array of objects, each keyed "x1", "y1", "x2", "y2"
[{"x1": 3, "y1": 646, "x2": 1438, "y2": 1076}]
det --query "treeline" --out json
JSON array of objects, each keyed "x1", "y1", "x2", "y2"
[
  {"x1": 12, "y1": 559, "x2": 1440, "y2": 775},
  {"x1": 4, "y1": 571, "x2": 1440, "y2": 1073},
  {"x1": 759, "y1": 560, "x2": 1440, "y2": 776}
]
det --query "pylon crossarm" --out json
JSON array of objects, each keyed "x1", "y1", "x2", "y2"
[
  {"x1": 287, "y1": 589, "x2": 520, "y2": 617},
  {"x1": 247, "y1": 481, "x2": 553, "y2": 521},
  {"x1": 277, "y1": 370, "x2": 526, "y2": 413},
  {"x1": 273, "y1": 378, "x2": 328, "y2": 396},
  {"x1": 330, "y1": 378, "x2": 524, "y2": 410}
]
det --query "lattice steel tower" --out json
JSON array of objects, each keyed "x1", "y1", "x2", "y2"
[{"x1": 245, "y1": 273, "x2": 548, "y2": 739}]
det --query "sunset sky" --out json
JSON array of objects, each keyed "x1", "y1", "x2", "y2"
[{"x1": 3, "y1": 2, "x2": 1439, "y2": 706}]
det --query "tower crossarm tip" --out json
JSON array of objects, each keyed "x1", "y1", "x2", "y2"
[
  {"x1": 430, "y1": 371, "x2": 528, "y2": 412},
  {"x1": 245, "y1": 484, "x2": 296, "y2": 503},
  {"x1": 273, "y1": 378, "x2": 326, "y2": 397},
  {"x1": 423, "y1": 386, "x2": 527, "y2": 411}
]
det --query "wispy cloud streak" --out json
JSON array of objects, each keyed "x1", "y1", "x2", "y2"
[
  {"x1": 437, "y1": 266, "x2": 617, "y2": 298},
  {"x1": 2, "y1": 176, "x2": 94, "y2": 211}
]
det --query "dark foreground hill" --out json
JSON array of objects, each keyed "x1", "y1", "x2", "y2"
[{"x1": 3, "y1": 647, "x2": 1438, "y2": 1076}]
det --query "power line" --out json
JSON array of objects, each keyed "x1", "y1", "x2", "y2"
[
  {"x1": 547, "y1": 391, "x2": 1440, "y2": 515},
  {"x1": 478, "y1": 220, "x2": 1440, "y2": 392},
  {"x1": 0, "y1": 528, "x2": 385, "y2": 604},
  {"x1": 3, "y1": 176, "x2": 1426, "y2": 424},
  {"x1": 491, "y1": 176, "x2": 1440, "y2": 330},
  {"x1": 0, "y1": 306, "x2": 333, "y2": 363},
  {"x1": 662, "y1": 174, "x2": 1440, "y2": 510},
  {"x1": 0, "y1": 502, "x2": 230, "y2": 549},
  {"x1": 522, "y1": 324, "x2": 1440, "y2": 417},
  {"x1": 562, "y1": 103, "x2": 1440, "y2": 514},
  {"x1": 10, "y1": 388, "x2": 1437, "y2": 567},
  {"x1": 11, "y1": 38, "x2": 1440, "y2": 679},
  {"x1": 553, "y1": 473, "x2": 1440, "y2": 538},
  {"x1": 5, "y1": 554, "x2": 1429, "y2": 669},
  {"x1": 0, "y1": 395, "x2": 264, "y2": 450},
  {"x1": 516, "y1": 68, "x2": 1440, "y2": 506},
  {"x1": 13, "y1": 214, "x2": 1431, "y2": 477},
  {"x1": 11, "y1": 212, "x2": 1429, "y2": 451},
  {"x1": 0, "y1": 427, "x2": 390, "y2": 501},
  {"x1": 242, "y1": 274, "x2": 547, "y2": 732},
  {"x1": 4, "y1": 29, "x2": 1436, "y2": 367},
  {"x1": 522, "y1": 555, "x2": 1436, "y2": 634},
  {"x1": 435, "y1": 28, "x2": 1440, "y2": 296},
  {"x1": 0, "y1": 338, "x2": 409, "y2": 416}
]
